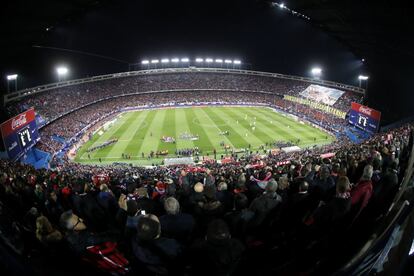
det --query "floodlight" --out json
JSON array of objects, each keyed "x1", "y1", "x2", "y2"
[
  {"x1": 56, "y1": 67, "x2": 68, "y2": 75},
  {"x1": 205, "y1": 58, "x2": 213, "y2": 63},
  {"x1": 7, "y1": 74, "x2": 18, "y2": 80},
  {"x1": 233, "y1": 60, "x2": 241, "y2": 65},
  {"x1": 161, "y1": 59, "x2": 169, "y2": 63},
  {"x1": 358, "y1": 75, "x2": 369, "y2": 80},
  {"x1": 141, "y1": 60, "x2": 149, "y2": 65},
  {"x1": 224, "y1": 59, "x2": 232, "y2": 64},
  {"x1": 311, "y1": 67, "x2": 322, "y2": 75},
  {"x1": 215, "y1": 59, "x2": 223, "y2": 63},
  {"x1": 181, "y1": 58, "x2": 189, "y2": 62},
  {"x1": 171, "y1": 58, "x2": 179, "y2": 63},
  {"x1": 151, "y1": 59, "x2": 159, "y2": 64},
  {"x1": 195, "y1": 58, "x2": 204, "y2": 63}
]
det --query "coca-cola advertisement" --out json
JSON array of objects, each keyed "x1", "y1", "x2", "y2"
[
  {"x1": 1, "y1": 108, "x2": 40, "y2": 160},
  {"x1": 348, "y1": 102, "x2": 381, "y2": 133}
]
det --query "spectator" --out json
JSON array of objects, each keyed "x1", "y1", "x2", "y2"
[
  {"x1": 351, "y1": 164, "x2": 374, "y2": 209},
  {"x1": 131, "y1": 214, "x2": 182, "y2": 275},
  {"x1": 59, "y1": 210, "x2": 119, "y2": 255},
  {"x1": 249, "y1": 179, "x2": 282, "y2": 227},
  {"x1": 36, "y1": 215, "x2": 63, "y2": 245},
  {"x1": 216, "y1": 182, "x2": 234, "y2": 212},
  {"x1": 159, "y1": 197, "x2": 195, "y2": 242},
  {"x1": 189, "y1": 219, "x2": 245, "y2": 276}
]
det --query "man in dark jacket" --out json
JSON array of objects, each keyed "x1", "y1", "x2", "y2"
[
  {"x1": 312, "y1": 176, "x2": 352, "y2": 232},
  {"x1": 189, "y1": 219, "x2": 245, "y2": 276},
  {"x1": 311, "y1": 165, "x2": 336, "y2": 201},
  {"x1": 249, "y1": 179, "x2": 282, "y2": 227},
  {"x1": 216, "y1": 182, "x2": 234, "y2": 212},
  {"x1": 159, "y1": 197, "x2": 195, "y2": 242},
  {"x1": 224, "y1": 193, "x2": 254, "y2": 239},
  {"x1": 131, "y1": 214, "x2": 182, "y2": 275}
]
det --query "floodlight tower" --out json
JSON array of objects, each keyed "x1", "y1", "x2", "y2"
[
  {"x1": 6, "y1": 74, "x2": 18, "y2": 93},
  {"x1": 56, "y1": 67, "x2": 68, "y2": 82},
  {"x1": 358, "y1": 75, "x2": 369, "y2": 90},
  {"x1": 215, "y1": 59, "x2": 223, "y2": 68},
  {"x1": 141, "y1": 60, "x2": 150, "y2": 69},
  {"x1": 311, "y1": 67, "x2": 322, "y2": 79},
  {"x1": 171, "y1": 58, "x2": 179, "y2": 68},
  {"x1": 233, "y1": 60, "x2": 241, "y2": 69},
  {"x1": 224, "y1": 59, "x2": 232, "y2": 69},
  {"x1": 195, "y1": 58, "x2": 204, "y2": 67},
  {"x1": 205, "y1": 58, "x2": 213, "y2": 68}
]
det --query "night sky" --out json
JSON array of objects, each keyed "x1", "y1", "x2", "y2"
[{"x1": 1, "y1": 0, "x2": 412, "y2": 123}]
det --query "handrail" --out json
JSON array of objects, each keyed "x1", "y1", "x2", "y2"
[
  {"x1": 335, "y1": 200, "x2": 411, "y2": 275},
  {"x1": 3, "y1": 67, "x2": 365, "y2": 104}
]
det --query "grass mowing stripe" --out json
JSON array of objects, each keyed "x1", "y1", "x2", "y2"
[
  {"x1": 220, "y1": 107, "x2": 274, "y2": 144},
  {"x1": 175, "y1": 108, "x2": 195, "y2": 150},
  {"x1": 90, "y1": 112, "x2": 139, "y2": 159},
  {"x1": 253, "y1": 107, "x2": 333, "y2": 144},
  {"x1": 186, "y1": 108, "x2": 215, "y2": 153},
  {"x1": 240, "y1": 108, "x2": 286, "y2": 142},
  {"x1": 87, "y1": 113, "x2": 132, "y2": 149},
  {"x1": 252, "y1": 107, "x2": 307, "y2": 142},
  {"x1": 157, "y1": 109, "x2": 177, "y2": 154},
  {"x1": 100, "y1": 111, "x2": 149, "y2": 158},
  {"x1": 123, "y1": 111, "x2": 154, "y2": 155},
  {"x1": 78, "y1": 112, "x2": 133, "y2": 159},
  {"x1": 204, "y1": 107, "x2": 258, "y2": 148},
  {"x1": 249, "y1": 107, "x2": 321, "y2": 144},
  {"x1": 194, "y1": 107, "x2": 236, "y2": 149},
  {"x1": 138, "y1": 109, "x2": 166, "y2": 156}
]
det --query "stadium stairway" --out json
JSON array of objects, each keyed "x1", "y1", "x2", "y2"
[
  {"x1": 51, "y1": 134, "x2": 66, "y2": 144},
  {"x1": 344, "y1": 126, "x2": 372, "y2": 144},
  {"x1": 21, "y1": 148, "x2": 50, "y2": 169}
]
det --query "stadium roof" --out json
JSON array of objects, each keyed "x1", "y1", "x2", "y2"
[
  {"x1": 2, "y1": 0, "x2": 409, "y2": 67},
  {"x1": 278, "y1": 0, "x2": 411, "y2": 64}
]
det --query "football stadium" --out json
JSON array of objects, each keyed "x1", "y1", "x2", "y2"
[{"x1": 1, "y1": 1, "x2": 414, "y2": 276}]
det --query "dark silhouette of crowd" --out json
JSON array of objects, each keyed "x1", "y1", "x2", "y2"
[{"x1": 0, "y1": 123, "x2": 411, "y2": 275}]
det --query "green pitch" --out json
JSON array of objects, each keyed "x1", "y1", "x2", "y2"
[{"x1": 74, "y1": 106, "x2": 334, "y2": 165}]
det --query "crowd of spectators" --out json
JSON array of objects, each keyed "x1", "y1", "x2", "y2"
[
  {"x1": 274, "y1": 98, "x2": 346, "y2": 132},
  {"x1": 0, "y1": 121, "x2": 411, "y2": 274},
  {"x1": 6, "y1": 71, "x2": 362, "y2": 124}
]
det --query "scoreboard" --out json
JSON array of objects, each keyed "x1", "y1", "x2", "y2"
[
  {"x1": 1, "y1": 108, "x2": 40, "y2": 161},
  {"x1": 348, "y1": 102, "x2": 381, "y2": 133}
]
